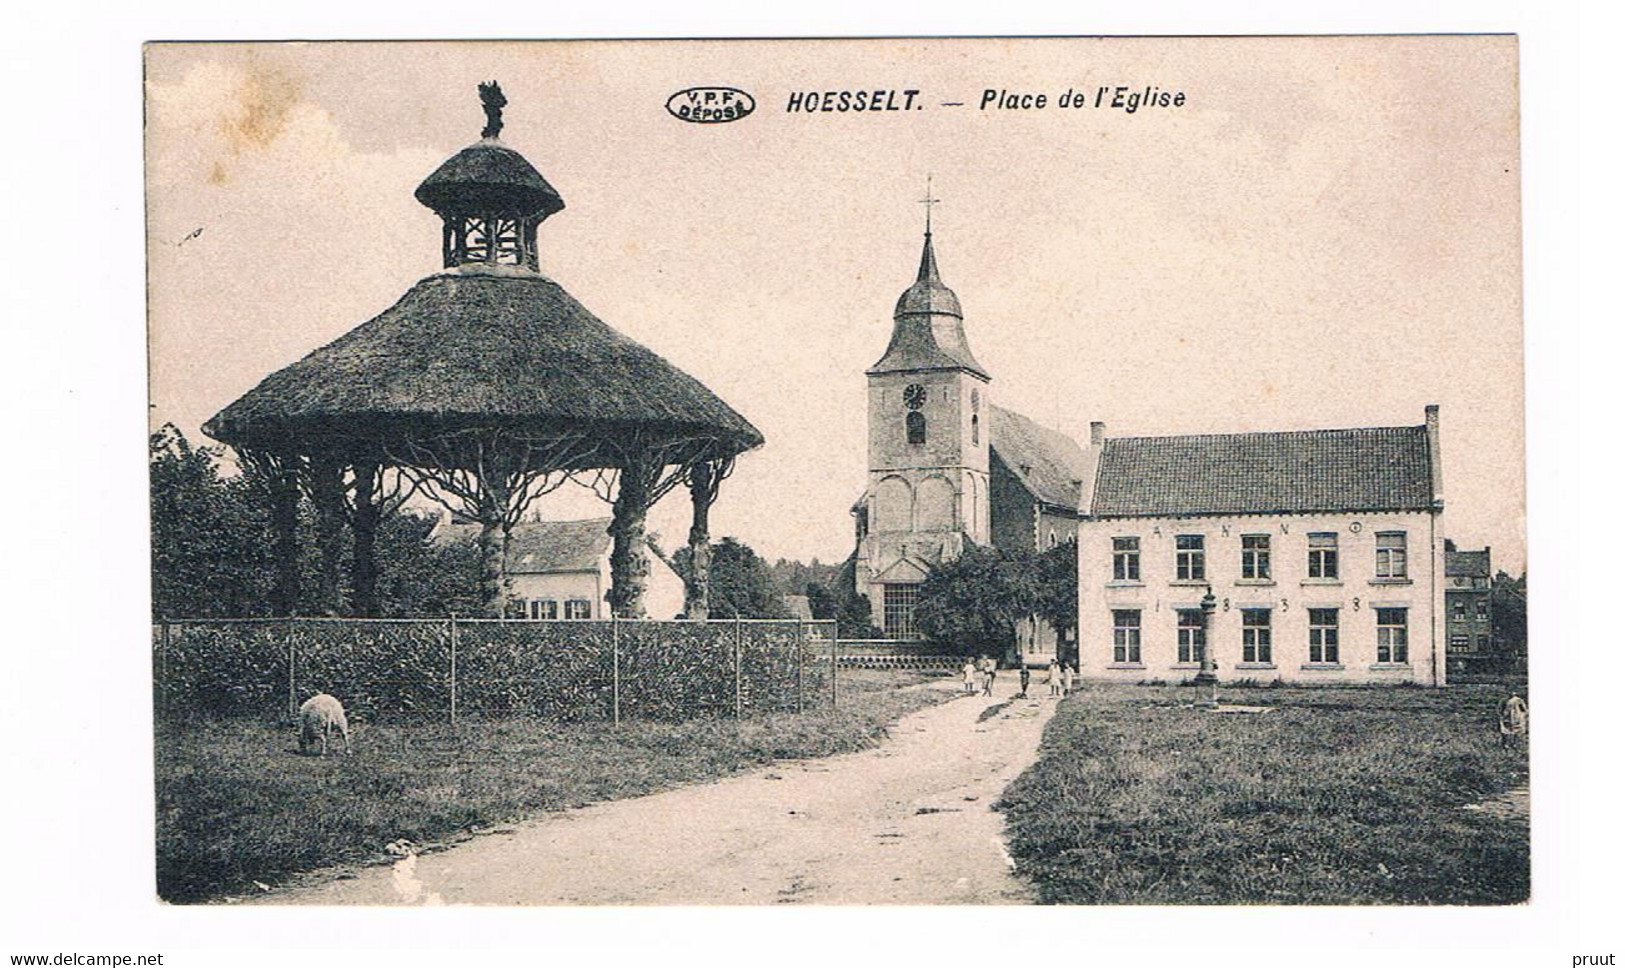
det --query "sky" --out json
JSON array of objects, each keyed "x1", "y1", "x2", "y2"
[{"x1": 144, "y1": 37, "x2": 1524, "y2": 572}]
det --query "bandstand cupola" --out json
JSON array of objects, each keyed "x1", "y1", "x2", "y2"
[{"x1": 413, "y1": 82, "x2": 565, "y2": 272}]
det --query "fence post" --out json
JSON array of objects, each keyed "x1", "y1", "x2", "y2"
[
  {"x1": 734, "y1": 615, "x2": 744, "y2": 720},
  {"x1": 830, "y1": 630, "x2": 838, "y2": 709},
  {"x1": 612, "y1": 614, "x2": 621, "y2": 726},
  {"x1": 448, "y1": 614, "x2": 459, "y2": 725},
  {"x1": 158, "y1": 621, "x2": 170, "y2": 717},
  {"x1": 795, "y1": 620, "x2": 805, "y2": 714},
  {"x1": 286, "y1": 618, "x2": 298, "y2": 719}
]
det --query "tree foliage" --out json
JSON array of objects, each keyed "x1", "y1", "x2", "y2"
[
  {"x1": 671, "y1": 537, "x2": 789, "y2": 618},
  {"x1": 1032, "y1": 538, "x2": 1079, "y2": 650},
  {"x1": 804, "y1": 581, "x2": 838, "y2": 621},
  {"x1": 371, "y1": 512, "x2": 485, "y2": 618},
  {"x1": 152, "y1": 424, "x2": 486, "y2": 618},
  {"x1": 914, "y1": 544, "x2": 1039, "y2": 655},
  {"x1": 831, "y1": 554, "x2": 882, "y2": 639},
  {"x1": 1490, "y1": 569, "x2": 1528, "y2": 665},
  {"x1": 768, "y1": 557, "x2": 841, "y2": 598},
  {"x1": 150, "y1": 424, "x2": 279, "y2": 618}
]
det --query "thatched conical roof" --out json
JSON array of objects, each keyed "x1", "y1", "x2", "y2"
[
  {"x1": 204, "y1": 270, "x2": 763, "y2": 466},
  {"x1": 414, "y1": 139, "x2": 565, "y2": 219}
]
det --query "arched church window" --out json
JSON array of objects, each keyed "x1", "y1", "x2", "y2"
[
  {"x1": 906, "y1": 410, "x2": 926, "y2": 444},
  {"x1": 971, "y1": 413, "x2": 979, "y2": 445}
]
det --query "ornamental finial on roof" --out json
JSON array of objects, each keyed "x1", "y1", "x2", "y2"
[
  {"x1": 919, "y1": 174, "x2": 940, "y2": 234},
  {"x1": 479, "y1": 81, "x2": 507, "y2": 139}
]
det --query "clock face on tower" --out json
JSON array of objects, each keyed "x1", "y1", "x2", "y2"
[{"x1": 903, "y1": 384, "x2": 927, "y2": 410}]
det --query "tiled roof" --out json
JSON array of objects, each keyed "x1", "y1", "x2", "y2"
[
  {"x1": 437, "y1": 516, "x2": 612, "y2": 574},
  {"x1": 1445, "y1": 549, "x2": 1492, "y2": 578},
  {"x1": 1091, "y1": 425, "x2": 1435, "y2": 518},
  {"x1": 990, "y1": 405, "x2": 1090, "y2": 511}
]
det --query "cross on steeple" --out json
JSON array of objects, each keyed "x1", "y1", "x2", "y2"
[{"x1": 919, "y1": 175, "x2": 941, "y2": 233}]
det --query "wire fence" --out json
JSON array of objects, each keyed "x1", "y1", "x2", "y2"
[{"x1": 153, "y1": 617, "x2": 839, "y2": 724}]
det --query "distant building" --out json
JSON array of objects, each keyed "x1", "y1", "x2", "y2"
[
  {"x1": 850, "y1": 222, "x2": 1085, "y2": 662},
  {"x1": 1076, "y1": 407, "x2": 1447, "y2": 685},
  {"x1": 1444, "y1": 545, "x2": 1494, "y2": 675},
  {"x1": 433, "y1": 516, "x2": 686, "y2": 620}
]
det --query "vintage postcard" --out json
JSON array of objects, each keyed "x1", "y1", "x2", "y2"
[{"x1": 145, "y1": 36, "x2": 1525, "y2": 907}]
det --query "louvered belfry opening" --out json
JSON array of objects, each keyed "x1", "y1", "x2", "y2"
[{"x1": 442, "y1": 214, "x2": 540, "y2": 270}]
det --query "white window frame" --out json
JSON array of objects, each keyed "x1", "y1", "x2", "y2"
[
  {"x1": 1112, "y1": 536, "x2": 1140, "y2": 582},
  {"x1": 1241, "y1": 534, "x2": 1271, "y2": 580},
  {"x1": 1308, "y1": 532, "x2": 1339, "y2": 579},
  {"x1": 1375, "y1": 532, "x2": 1408, "y2": 580},
  {"x1": 1175, "y1": 534, "x2": 1205, "y2": 582},
  {"x1": 1376, "y1": 606, "x2": 1409, "y2": 663},
  {"x1": 1241, "y1": 608, "x2": 1272, "y2": 664},
  {"x1": 1112, "y1": 609, "x2": 1142, "y2": 664},
  {"x1": 1176, "y1": 609, "x2": 1206, "y2": 664},
  {"x1": 1309, "y1": 607, "x2": 1340, "y2": 664}
]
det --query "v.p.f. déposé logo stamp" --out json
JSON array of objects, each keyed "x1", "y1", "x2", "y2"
[{"x1": 666, "y1": 87, "x2": 756, "y2": 123}]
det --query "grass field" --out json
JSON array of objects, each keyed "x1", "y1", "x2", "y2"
[
  {"x1": 996, "y1": 682, "x2": 1529, "y2": 905},
  {"x1": 155, "y1": 669, "x2": 949, "y2": 903}
]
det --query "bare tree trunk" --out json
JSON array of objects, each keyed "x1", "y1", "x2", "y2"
[
  {"x1": 350, "y1": 459, "x2": 381, "y2": 618},
  {"x1": 474, "y1": 463, "x2": 516, "y2": 618},
  {"x1": 476, "y1": 513, "x2": 506, "y2": 617},
  {"x1": 269, "y1": 460, "x2": 301, "y2": 618},
  {"x1": 308, "y1": 455, "x2": 347, "y2": 616},
  {"x1": 685, "y1": 461, "x2": 713, "y2": 620},
  {"x1": 607, "y1": 455, "x2": 659, "y2": 618}
]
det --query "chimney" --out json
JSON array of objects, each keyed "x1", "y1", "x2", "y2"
[
  {"x1": 1424, "y1": 404, "x2": 1443, "y2": 507},
  {"x1": 1090, "y1": 421, "x2": 1107, "y2": 446}
]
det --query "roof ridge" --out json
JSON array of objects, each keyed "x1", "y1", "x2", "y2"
[
  {"x1": 511, "y1": 516, "x2": 614, "y2": 527},
  {"x1": 1091, "y1": 419, "x2": 1436, "y2": 517},
  {"x1": 1102, "y1": 423, "x2": 1426, "y2": 444}
]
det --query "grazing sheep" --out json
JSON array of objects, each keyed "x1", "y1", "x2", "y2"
[
  {"x1": 1498, "y1": 694, "x2": 1529, "y2": 749},
  {"x1": 298, "y1": 692, "x2": 351, "y2": 755}
]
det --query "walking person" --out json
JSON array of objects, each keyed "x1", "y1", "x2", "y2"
[
  {"x1": 1018, "y1": 664, "x2": 1031, "y2": 698},
  {"x1": 1047, "y1": 659, "x2": 1062, "y2": 698},
  {"x1": 1063, "y1": 662, "x2": 1076, "y2": 698},
  {"x1": 962, "y1": 658, "x2": 977, "y2": 696}
]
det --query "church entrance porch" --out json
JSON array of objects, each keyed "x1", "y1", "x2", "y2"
[{"x1": 881, "y1": 582, "x2": 922, "y2": 639}]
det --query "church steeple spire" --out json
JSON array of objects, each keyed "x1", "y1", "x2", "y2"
[
  {"x1": 869, "y1": 188, "x2": 989, "y2": 379},
  {"x1": 915, "y1": 225, "x2": 944, "y2": 288},
  {"x1": 915, "y1": 175, "x2": 947, "y2": 288}
]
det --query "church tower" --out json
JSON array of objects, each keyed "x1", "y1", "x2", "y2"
[{"x1": 855, "y1": 210, "x2": 992, "y2": 637}]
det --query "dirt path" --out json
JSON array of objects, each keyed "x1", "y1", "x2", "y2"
[
  {"x1": 1463, "y1": 782, "x2": 1531, "y2": 822},
  {"x1": 263, "y1": 676, "x2": 1058, "y2": 905}
]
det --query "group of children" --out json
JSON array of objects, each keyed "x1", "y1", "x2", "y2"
[
  {"x1": 962, "y1": 656, "x2": 1077, "y2": 699},
  {"x1": 961, "y1": 655, "x2": 1000, "y2": 696}
]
